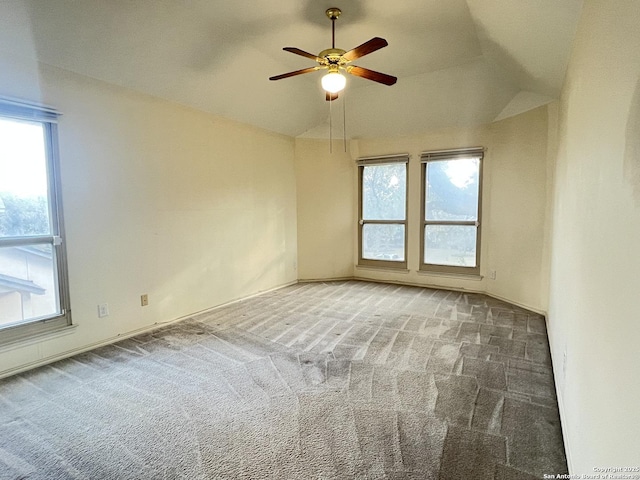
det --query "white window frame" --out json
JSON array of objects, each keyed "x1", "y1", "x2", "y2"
[
  {"x1": 357, "y1": 154, "x2": 409, "y2": 269},
  {"x1": 0, "y1": 98, "x2": 72, "y2": 346},
  {"x1": 420, "y1": 147, "x2": 484, "y2": 276}
]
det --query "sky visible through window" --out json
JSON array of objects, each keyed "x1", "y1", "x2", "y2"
[
  {"x1": 444, "y1": 158, "x2": 477, "y2": 188},
  {"x1": 0, "y1": 118, "x2": 48, "y2": 197}
]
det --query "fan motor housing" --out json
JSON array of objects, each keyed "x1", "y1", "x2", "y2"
[{"x1": 319, "y1": 48, "x2": 346, "y2": 64}]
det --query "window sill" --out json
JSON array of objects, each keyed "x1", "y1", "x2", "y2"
[
  {"x1": 0, "y1": 323, "x2": 77, "y2": 352},
  {"x1": 356, "y1": 264, "x2": 410, "y2": 273},
  {"x1": 417, "y1": 270, "x2": 484, "y2": 281}
]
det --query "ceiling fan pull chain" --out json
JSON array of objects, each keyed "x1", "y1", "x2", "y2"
[
  {"x1": 329, "y1": 91, "x2": 333, "y2": 153},
  {"x1": 343, "y1": 89, "x2": 347, "y2": 153}
]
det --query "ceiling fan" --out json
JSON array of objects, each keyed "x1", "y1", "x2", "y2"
[{"x1": 269, "y1": 7, "x2": 397, "y2": 101}]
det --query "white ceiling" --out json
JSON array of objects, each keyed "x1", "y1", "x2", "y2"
[{"x1": 0, "y1": 0, "x2": 583, "y2": 139}]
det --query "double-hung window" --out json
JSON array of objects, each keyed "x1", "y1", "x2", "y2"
[
  {"x1": 357, "y1": 154, "x2": 408, "y2": 269},
  {"x1": 420, "y1": 148, "x2": 483, "y2": 275},
  {"x1": 0, "y1": 98, "x2": 71, "y2": 345}
]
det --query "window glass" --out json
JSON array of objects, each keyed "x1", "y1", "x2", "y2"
[
  {"x1": 362, "y1": 224, "x2": 405, "y2": 261},
  {"x1": 424, "y1": 225, "x2": 477, "y2": 267},
  {"x1": 362, "y1": 164, "x2": 406, "y2": 220},
  {"x1": 0, "y1": 245, "x2": 59, "y2": 327},
  {"x1": 425, "y1": 158, "x2": 479, "y2": 221}
]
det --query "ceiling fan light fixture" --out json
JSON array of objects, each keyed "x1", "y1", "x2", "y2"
[{"x1": 321, "y1": 71, "x2": 346, "y2": 93}]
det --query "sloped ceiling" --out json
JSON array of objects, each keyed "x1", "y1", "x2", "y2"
[{"x1": 0, "y1": 0, "x2": 583, "y2": 138}]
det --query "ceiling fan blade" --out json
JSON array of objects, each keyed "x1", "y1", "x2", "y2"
[
  {"x1": 269, "y1": 67, "x2": 319, "y2": 81},
  {"x1": 326, "y1": 92, "x2": 339, "y2": 102},
  {"x1": 347, "y1": 65, "x2": 397, "y2": 86},
  {"x1": 283, "y1": 47, "x2": 322, "y2": 63},
  {"x1": 342, "y1": 37, "x2": 388, "y2": 62}
]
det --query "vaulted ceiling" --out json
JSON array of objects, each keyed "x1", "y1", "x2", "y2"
[{"x1": 0, "y1": 0, "x2": 583, "y2": 139}]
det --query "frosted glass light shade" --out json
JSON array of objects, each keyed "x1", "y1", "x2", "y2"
[{"x1": 321, "y1": 71, "x2": 346, "y2": 93}]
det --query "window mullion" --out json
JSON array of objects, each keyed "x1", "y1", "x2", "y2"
[
  {"x1": 423, "y1": 220, "x2": 477, "y2": 226},
  {"x1": 361, "y1": 219, "x2": 407, "y2": 225},
  {"x1": 0, "y1": 236, "x2": 57, "y2": 248}
]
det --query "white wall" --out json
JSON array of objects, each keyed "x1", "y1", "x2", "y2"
[
  {"x1": 295, "y1": 107, "x2": 552, "y2": 312},
  {"x1": 0, "y1": 57, "x2": 297, "y2": 376},
  {"x1": 548, "y1": 0, "x2": 640, "y2": 472}
]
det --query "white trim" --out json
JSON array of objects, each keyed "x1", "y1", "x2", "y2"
[
  {"x1": 296, "y1": 276, "x2": 354, "y2": 283},
  {"x1": 355, "y1": 264, "x2": 410, "y2": 273},
  {"x1": 0, "y1": 280, "x2": 297, "y2": 379},
  {"x1": 350, "y1": 275, "x2": 485, "y2": 295},
  {"x1": 0, "y1": 277, "x2": 548, "y2": 379},
  {"x1": 356, "y1": 153, "x2": 409, "y2": 166},
  {"x1": 481, "y1": 290, "x2": 547, "y2": 316},
  {"x1": 416, "y1": 270, "x2": 484, "y2": 281},
  {"x1": 546, "y1": 318, "x2": 573, "y2": 474},
  {"x1": 420, "y1": 147, "x2": 485, "y2": 162},
  {"x1": 0, "y1": 324, "x2": 77, "y2": 354},
  {"x1": 0, "y1": 96, "x2": 61, "y2": 122},
  {"x1": 349, "y1": 274, "x2": 545, "y2": 315}
]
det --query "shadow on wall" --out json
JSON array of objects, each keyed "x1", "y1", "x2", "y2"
[{"x1": 624, "y1": 76, "x2": 640, "y2": 204}]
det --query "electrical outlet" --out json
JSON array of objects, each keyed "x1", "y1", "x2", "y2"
[
  {"x1": 98, "y1": 303, "x2": 109, "y2": 318},
  {"x1": 489, "y1": 270, "x2": 497, "y2": 280},
  {"x1": 141, "y1": 294, "x2": 149, "y2": 306}
]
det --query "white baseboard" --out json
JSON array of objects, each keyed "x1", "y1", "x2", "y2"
[
  {"x1": 0, "y1": 277, "x2": 546, "y2": 379},
  {"x1": 305, "y1": 275, "x2": 547, "y2": 316},
  {"x1": 0, "y1": 279, "x2": 298, "y2": 380}
]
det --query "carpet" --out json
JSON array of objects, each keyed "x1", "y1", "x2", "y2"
[{"x1": 0, "y1": 280, "x2": 567, "y2": 479}]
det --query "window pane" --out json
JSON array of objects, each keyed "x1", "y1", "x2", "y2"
[
  {"x1": 362, "y1": 224, "x2": 405, "y2": 261},
  {"x1": 424, "y1": 225, "x2": 477, "y2": 267},
  {"x1": 0, "y1": 244, "x2": 60, "y2": 327},
  {"x1": 0, "y1": 118, "x2": 51, "y2": 238},
  {"x1": 425, "y1": 158, "x2": 479, "y2": 221},
  {"x1": 363, "y1": 164, "x2": 406, "y2": 220}
]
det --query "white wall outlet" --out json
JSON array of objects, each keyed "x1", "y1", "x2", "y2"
[
  {"x1": 98, "y1": 303, "x2": 109, "y2": 318},
  {"x1": 141, "y1": 294, "x2": 149, "y2": 306},
  {"x1": 489, "y1": 270, "x2": 497, "y2": 280}
]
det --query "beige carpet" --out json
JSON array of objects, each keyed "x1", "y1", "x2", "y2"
[{"x1": 0, "y1": 280, "x2": 567, "y2": 479}]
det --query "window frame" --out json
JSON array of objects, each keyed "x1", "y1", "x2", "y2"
[
  {"x1": 357, "y1": 154, "x2": 409, "y2": 270},
  {"x1": 0, "y1": 98, "x2": 72, "y2": 346},
  {"x1": 419, "y1": 147, "x2": 484, "y2": 276}
]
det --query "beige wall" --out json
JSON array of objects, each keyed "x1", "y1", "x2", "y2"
[
  {"x1": 0, "y1": 55, "x2": 552, "y2": 376},
  {"x1": 294, "y1": 139, "x2": 355, "y2": 280},
  {"x1": 6, "y1": 3, "x2": 640, "y2": 467},
  {"x1": 295, "y1": 107, "x2": 551, "y2": 312},
  {"x1": 548, "y1": 0, "x2": 640, "y2": 472},
  {"x1": 0, "y1": 58, "x2": 297, "y2": 376}
]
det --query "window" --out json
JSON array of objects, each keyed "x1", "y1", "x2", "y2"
[
  {"x1": 420, "y1": 148, "x2": 483, "y2": 275},
  {"x1": 358, "y1": 154, "x2": 408, "y2": 269},
  {"x1": 0, "y1": 99, "x2": 71, "y2": 345}
]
